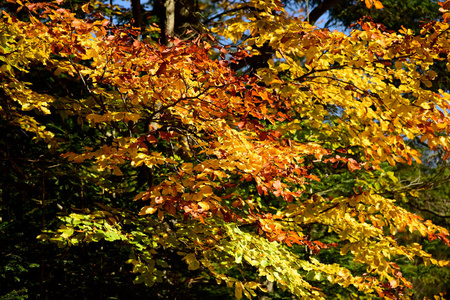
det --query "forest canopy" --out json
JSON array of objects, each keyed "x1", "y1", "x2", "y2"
[{"x1": 1, "y1": 0, "x2": 450, "y2": 299}]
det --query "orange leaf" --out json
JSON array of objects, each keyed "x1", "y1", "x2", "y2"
[
  {"x1": 374, "y1": 0, "x2": 383, "y2": 9},
  {"x1": 164, "y1": 202, "x2": 176, "y2": 215},
  {"x1": 71, "y1": 20, "x2": 82, "y2": 28}
]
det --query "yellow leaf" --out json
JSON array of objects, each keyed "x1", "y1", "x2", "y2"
[
  {"x1": 422, "y1": 79, "x2": 433, "y2": 88},
  {"x1": 409, "y1": 190, "x2": 419, "y2": 197},
  {"x1": 0, "y1": 64, "x2": 13, "y2": 76},
  {"x1": 235, "y1": 281, "x2": 244, "y2": 300},
  {"x1": 81, "y1": 3, "x2": 90, "y2": 13},
  {"x1": 124, "y1": 113, "x2": 141, "y2": 122},
  {"x1": 184, "y1": 253, "x2": 200, "y2": 270},
  {"x1": 387, "y1": 156, "x2": 395, "y2": 166},
  {"x1": 198, "y1": 201, "x2": 210, "y2": 210},
  {"x1": 138, "y1": 206, "x2": 157, "y2": 215},
  {"x1": 112, "y1": 166, "x2": 123, "y2": 176},
  {"x1": 428, "y1": 70, "x2": 438, "y2": 79},
  {"x1": 198, "y1": 185, "x2": 213, "y2": 197}
]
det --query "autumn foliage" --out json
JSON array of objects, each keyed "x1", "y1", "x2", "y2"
[{"x1": 2, "y1": 0, "x2": 450, "y2": 298}]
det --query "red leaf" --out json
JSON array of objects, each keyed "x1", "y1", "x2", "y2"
[
  {"x1": 159, "y1": 131, "x2": 175, "y2": 141},
  {"x1": 257, "y1": 185, "x2": 265, "y2": 195},
  {"x1": 156, "y1": 62, "x2": 167, "y2": 75},
  {"x1": 237, "y1": 121, "x2": 246, "y2": 129},
  {"x1": 164, "y1": 202, "x2": 176, "y2": 215},
  {"x1": 146, "y1": 135, "x2": 158, "y2": 143},
  {"x1": 259, "y1": 131, "x2": 268, "y2": 140}
]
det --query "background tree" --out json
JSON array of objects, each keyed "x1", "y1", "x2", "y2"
[{"x1": 323, "y1": 0, "x2": 441, "y2": 32}]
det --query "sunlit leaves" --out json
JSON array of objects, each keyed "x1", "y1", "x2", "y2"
[{"x1": 363, "y1": 0, "x2": 384, "y2": 9}]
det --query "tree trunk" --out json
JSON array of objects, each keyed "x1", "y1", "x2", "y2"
[
  {"x1": 131, "y1": 0, "x2": 143, "y2": 37},
  {"x1": 165, "y1": 0, "x2": 175, "y2": 42},
  {"x1": 308, "y1": 0, "x2": 343, "y2": 24}
]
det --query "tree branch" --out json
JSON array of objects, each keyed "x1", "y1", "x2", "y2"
[
  {"x1": 308, "y1": 0, "x2": 343, "y2": 25},
  {"x1": 204, "y1": 6, "x2": 250, "y2": 23},
  {"x1": 409, "y1": 202, "x2": 450, "y2": 219}
]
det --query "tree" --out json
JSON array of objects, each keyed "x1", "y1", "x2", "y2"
[
  {"x1": 2, "y1": 0, "x2": 450, "y2": 299},
  {"x1": 324, "y1": 0, "x2": 441, "y2": 32}
]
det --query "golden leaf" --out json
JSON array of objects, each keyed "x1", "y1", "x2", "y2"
[{"x1": 138, "y1": 206, "x2": 157, "y2": 215}]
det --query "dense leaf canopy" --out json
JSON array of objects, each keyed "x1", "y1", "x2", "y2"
[{"x1": 1, "y1": 0, "x2": 450, "y2": 299}]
